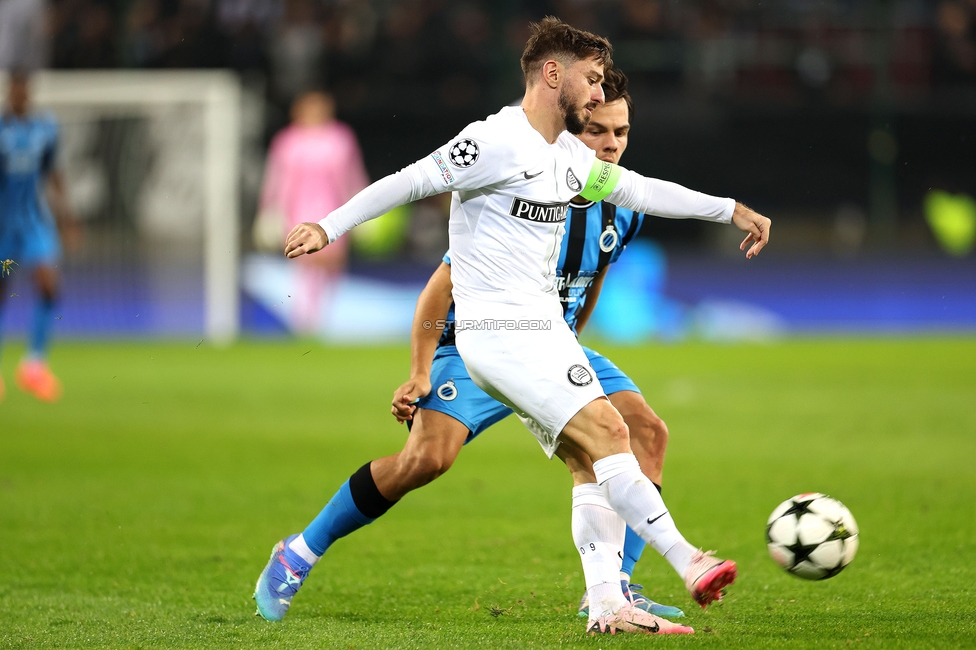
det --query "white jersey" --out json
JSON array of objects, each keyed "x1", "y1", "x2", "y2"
[
  {"x1": 417, "y1": 106, "x2": 596, "y2": 312},
  {"x1": 317, "y1": 104, "x2": 736, "y2": 448},
  {"x1": 319, "y1": 105, "x2": 734, "y2": 318}
]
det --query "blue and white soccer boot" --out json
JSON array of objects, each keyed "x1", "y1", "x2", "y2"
[
  {"x1": 254, "y1": 534, "x2": 312, "y2": 621},
  {"x1": 625, "y1": 582, "x2": 685, "y2": 619},
  {"x1": 578, "y1": 580, "x2": 685, "y2": 619}
]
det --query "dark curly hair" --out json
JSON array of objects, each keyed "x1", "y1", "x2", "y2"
[
  {"x1": 520, "y1": 16, "x2": 613, "y2": 85},
  {"x1": 602, "y1": 65, "x2": 633, "y2": 119}
]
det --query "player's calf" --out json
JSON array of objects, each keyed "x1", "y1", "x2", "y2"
[
  {"x1": 373, "y1": 408, "x2": 468, "y2": 500},
  {"x1": 384, "y1": 448, "x2": 455, "y2": 494}
]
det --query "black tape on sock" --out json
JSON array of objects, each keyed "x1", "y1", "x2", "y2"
[{"x1": 348, "y1": 462, "x2": 398, "y2": 518}]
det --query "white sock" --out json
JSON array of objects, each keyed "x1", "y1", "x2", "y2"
[
  {"x1": 288, "y1": 533, "x2": 322, "y2": 566},
  {"x1": 592, "y1": 453, "x2": 698, "y2": 577},
  {"x1": 572, "y1": 484, "x2": 627, "y2": 618},
  {"x1": 663, "y1": 540, "x2": 697, "y2": 577}
]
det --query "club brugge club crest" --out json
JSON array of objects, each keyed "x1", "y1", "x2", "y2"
[
  {"x1": 599, "y1": 224, "x2": 619, "y2": 252},
  {"x1": 448, "y1": 139, "x2": 479, "y2": 168},
  {"x1": 567, "y1": 364, "x2": 593, "y2": 386},
  {"x1": 436, "y1": 380, "x2": 458, "y2": 401},
  {"x1": 566, "y1": 168, "x2": 582, "y2": 192}
]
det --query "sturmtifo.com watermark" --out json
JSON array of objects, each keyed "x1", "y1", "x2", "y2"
[{"x1": 422, "y1": 319, "x2": 553, "y2": 331}]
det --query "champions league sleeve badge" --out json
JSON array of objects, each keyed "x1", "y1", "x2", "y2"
[{"x1": 448, "y1": 139, "x2": 480, "y2": 168}]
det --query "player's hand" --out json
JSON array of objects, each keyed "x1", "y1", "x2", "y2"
[
  {"x1": 284, "y1": 222, "x2": 328, "y2": 258},
  {"x1": 731, "y1": 203, "x2": 771, "y2": 259},
  {"x1": 391, "y1": 376, "x2": 432, "y2": 424}
]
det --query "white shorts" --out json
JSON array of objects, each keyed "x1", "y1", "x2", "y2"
[{"x1": 454, "y1": 300, "x2": 606, "y2": 457}]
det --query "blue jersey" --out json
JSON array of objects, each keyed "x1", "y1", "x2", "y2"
[
  {"x1": 0, "y1": 111, "x2": 59, "y2": 227},
  {"x1": 439, "y1": 200, "x2": 645, "y2": 346}
]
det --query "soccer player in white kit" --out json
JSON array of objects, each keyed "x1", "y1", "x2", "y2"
[{"x1": 277, "y1": 17, "x2": 770, "y2": 636}]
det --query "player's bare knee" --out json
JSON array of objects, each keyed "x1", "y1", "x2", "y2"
[
  {"x1": 399, "y1": 447, "x2": 454, "y2": 489},
  {"x1": 600, "y1": 417, "x2": 630, "y2": 447},
  {"x1": 652, "y1": 415, "x2": 669, "y2": 450},
  {"x1": 636, "y1": 406, "x2": 668, "y2": 449},
  {"x1": 425, "y1": 450, "x2": 456, "y2": 480}
]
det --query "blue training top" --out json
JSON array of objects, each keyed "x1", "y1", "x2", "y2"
[
  {"x1": 0, "y1": 111, "x2": 60, "y2": 228},
  {"x1": 439, "y1": 199, "x2": 645, "y2": 347}
]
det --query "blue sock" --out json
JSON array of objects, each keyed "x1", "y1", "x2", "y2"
[
  {"x1": 301, "y1": 462, "x2": 398, "y2": 557},
  {"x1": 621, "y1": 482, "x2": 660, "y2": 579},
  {"x1": 29, "y1": 294, "x2": 56, "y2": 359},
  {"x1": 621, "y1": 526, "x2": 646, "y2": 579},
  {"x1": 302, "y1": 480, "x2": 375, "y2": 556}
]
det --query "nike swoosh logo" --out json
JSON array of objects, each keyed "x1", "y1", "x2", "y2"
[
  {"x1": 646, "y1": 511, "x2": 668, "y2": 525},
  {"x1": 523, "y1": 170, "x2": 543, "y2": 179}
]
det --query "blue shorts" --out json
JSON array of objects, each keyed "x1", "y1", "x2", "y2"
[
  {"x1": 0, "y1": 216, "x2": 61, "y2": 268},
  {"x1": 415, "y1": 345, "x2": 641, "y2": 443}
]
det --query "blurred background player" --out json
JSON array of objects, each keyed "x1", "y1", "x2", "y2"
[
  {"x1": 253, "y1": 66, "x2": 692, "y2": 630},
  {"x1": 0, "y1": 71, "x2": 78, "y2": 403},
  {"x1": 255, "y1": 90, "x2": 368, "y2": 334}
]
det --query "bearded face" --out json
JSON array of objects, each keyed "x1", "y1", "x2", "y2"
[{"x1": 558, "y1": 85, "x2": 590, "y2": 135}]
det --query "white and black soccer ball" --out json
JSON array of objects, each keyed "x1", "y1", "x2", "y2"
[
  {"x1": 766, "y1": 493, "x2": 859, "y2": 580},
  {"x1": 448, "y1": 139, "x2": 479, "y2": 168}
]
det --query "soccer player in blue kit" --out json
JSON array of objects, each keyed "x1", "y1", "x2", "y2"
[
  {"x1": 262, "y1": 18, "x2": 770, "y2": 635},
  {"x1": 0, "y1": 72, "x2": 77, "y2": 403}
]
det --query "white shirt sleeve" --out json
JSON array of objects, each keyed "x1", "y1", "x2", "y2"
[
  {"x1": 607, "y1": 167, "x2": 735, "y2": 224},
  {"x1": 319, "y1": 120, "x2": 514, "y2": 243},
  {"x1": 318, "y1": 162, "x2": 436, "y2": 243},
  {"x1": 417, "y1": 123, "x2": 517, "y2": 193}
]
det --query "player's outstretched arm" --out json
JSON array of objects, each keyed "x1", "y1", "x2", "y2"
[
  {"x1": 731, "y1": 202, "x2": 771, "y2": 259},
  {"x1": 587, "y1": 162, "x2": 771, "y2": 258},
  {"x1": 392, "y1": 262, "x2": 455, "y2": 423},
  {"x1": 285, "y1": 162, "x2": 439, "y2": 259}
]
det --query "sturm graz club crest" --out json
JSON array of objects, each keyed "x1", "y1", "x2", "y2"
[
  {"x1": 566, "y1": 168, "x2": 582, "y2": 192},
  {"x1": 567, "y1": 364, "x2": 593, "y2": 386},
  {"x1": 448, "y1": 139, "x2": 480, "y2": 168},
  {"x1": 436, "y1": 380, "x2": 458, "y2": 401}
]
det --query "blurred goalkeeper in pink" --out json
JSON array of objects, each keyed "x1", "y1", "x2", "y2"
[{"x1": 257, "y1": 91, "x2": 368, "y2": 333}]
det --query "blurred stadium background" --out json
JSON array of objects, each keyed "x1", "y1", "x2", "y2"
[{"x1": 2, "y1": 0, "x2": 975, "y2": 344}]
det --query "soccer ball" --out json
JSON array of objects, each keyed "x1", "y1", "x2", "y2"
[{"x1": 765, "y1": 493, "x2": 859, "y2": 580}]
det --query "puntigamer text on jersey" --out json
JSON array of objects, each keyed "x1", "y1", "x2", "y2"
[{"x1": 509, "y1": 198, "x2": 569, "y2": 223}]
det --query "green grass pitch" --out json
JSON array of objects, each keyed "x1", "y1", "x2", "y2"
[{"x1": 1, "y1": 338, "x2": 975, "y2": 648}]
